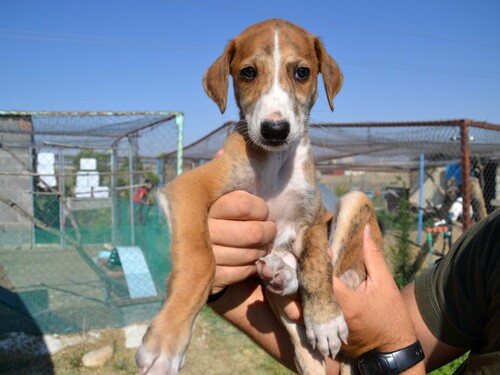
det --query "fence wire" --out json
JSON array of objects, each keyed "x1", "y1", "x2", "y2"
[
  {"x1": 178, "y1": 119, "x2": 500, "y2": 280},
  {"x1": 1, "y1": 115, "x2": 499, "y2": 337},
  {"x1": 0, "y1": 112, "x2": 181, "y2": 335}
]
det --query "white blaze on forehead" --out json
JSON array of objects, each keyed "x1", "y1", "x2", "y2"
[
  {"x1": 273, "y1": 30, "x2": 281, "y2": 90},
  {"x1": 266, "y1": 29, "x2": 291, "y2": 121},
  {"x1": 247, "y1": 29, "x2": 300, "y2": 147}
]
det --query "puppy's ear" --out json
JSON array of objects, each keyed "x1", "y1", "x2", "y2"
[
  {"x1": 203, "y1": 40, "x2": 235, "y2": 114},
  {"x1": 314, "y1": 38, "x2": 343, "y2": 112}
]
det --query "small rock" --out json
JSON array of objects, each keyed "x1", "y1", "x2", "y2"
[
  {"x1": 123, "y1": 324, "x2": 148, "y2": 349},
  {"x1": 82, "y1": 344, "x2": 113, "y2": 368},
  {"x1": 44, "y1": 334, "x2": 86, "y2": 355}
]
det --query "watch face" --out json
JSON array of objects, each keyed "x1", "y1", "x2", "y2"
[{"x1": 359, "y1": 358, "x2": 384, "y2": 375}]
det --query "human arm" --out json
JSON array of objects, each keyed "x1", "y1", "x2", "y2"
[
  {"x1": 332, "y1": 225, "x2": 425, "y2": 373},
  {"x1": 207, "y1": 191, "x2": 426, "y2": 373},
  {"x1": 401, "y1": 282, "x2": 466, "y2": 372},
  {"x1": 280, "y1": 225, "x2": 425, "y2": 373},
  {"x1": 283, "y1": 223, "x2": 466, "y2": 373}
]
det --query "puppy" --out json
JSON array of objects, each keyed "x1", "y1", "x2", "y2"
[{"x1": 136, "y1": 19, "x2": 383, "y2": 374}]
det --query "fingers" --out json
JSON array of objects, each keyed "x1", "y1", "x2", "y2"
[
  {"x1": 213, "y1": 265, "x2": 257, "y2": 288},
  {"x1": 212, "y1": 244, "x2": 267, "y2": 266},
  {"x1": 209, "y1": 218, "x2": 276, "y2": 247},
  {"x1": 211, "y1": 241, "x2": 267, "y2": 294},
  {"x1": 209, "y1": 190, "x2": 270, "y2": 221},
  {"x1": 209, "y1": 191, "x2": 276, "y2": 247}
]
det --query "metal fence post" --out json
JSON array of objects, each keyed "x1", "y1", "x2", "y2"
[
  {"x1": 59, "y1": 149, "x2": 64, "y2": 248},
  {"x1": 460, "y1": 121, "x2": 472, "y2": 229},
  {"x1": 111, "y1": 148, "x2": 118, "y2": 245},
  {"x1": 417, "y1": 151, "x2": 424, "y2": 244},
  {"x1": 175, "y1": 114, "x2": 184, "y2": 175},
  {"x1": 128, "y1": 140, "x2": 135, "y2": 245}
]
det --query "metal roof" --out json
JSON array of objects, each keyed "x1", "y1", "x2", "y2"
[
  {"x1": 175, "y1": 119, "x2": 500, "y2": 171},
  {"x1": 0, "y1": 111, "x2": 182, "y2": 157}
]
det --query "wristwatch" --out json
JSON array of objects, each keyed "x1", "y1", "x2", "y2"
[{"x1": 357, "y1": 341, "x2": 425, "y2": 375}]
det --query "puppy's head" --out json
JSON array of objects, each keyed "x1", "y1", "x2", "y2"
[{"x1": 203, "y1": 19, "x2": 343, "y2": 151}]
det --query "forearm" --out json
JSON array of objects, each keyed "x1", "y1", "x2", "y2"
[
  {"x1": 401, "y1": 282, "x2": 465, "y2": 372},
  {"x1": 402, "y1": 362, "x2": 426, "y2": 374},
  {"x1": 209, "y1": 278, "x2": 350, "y2": 374},
  {"x1": 209, "y1": 278, "x2": 298, "y2": 372}
]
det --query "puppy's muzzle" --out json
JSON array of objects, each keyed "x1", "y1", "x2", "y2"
[{"x1": 260, "y1": 120, "x2": 290, "y2": 146}]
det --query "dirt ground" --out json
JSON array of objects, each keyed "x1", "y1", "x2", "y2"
[
  {"x1": 0, "y1": 222, "x2": 462, "y2": 374},
  {"x1": 1, "y1": 307, "x2": 293, "y2": 375}
]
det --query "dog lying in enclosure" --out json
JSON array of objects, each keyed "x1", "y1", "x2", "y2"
[{"x1": 136, "y1": 19, "x2": 383, "y2": 374}]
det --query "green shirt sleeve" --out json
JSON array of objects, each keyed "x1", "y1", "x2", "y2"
[{"x1": 415, "y1": 209, "x2": 500, "y2": 354}]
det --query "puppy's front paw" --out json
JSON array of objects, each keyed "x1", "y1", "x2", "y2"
[
  {"x1": 136, "y1": 344, "x2": 185, "y2": 375},
  {"x1": 136, "y1": 322, "x2": 190, "y2": 375},
  {"x1": 304, "y1": 313, "x2": 348, "y2": 358},
  {"x1": 256, "y1": 253, "x2": 298, "y2": 295}
]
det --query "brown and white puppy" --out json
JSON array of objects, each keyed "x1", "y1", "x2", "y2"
[{"x1": 136, "y1": 19, "x2": 382, "y2": 375}]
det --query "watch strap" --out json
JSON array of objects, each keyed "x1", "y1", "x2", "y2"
[
  {"x1": 357, "y1": 340, "x2": 425, "y2": 374},
  {"x1": 391, "y1": 341, "x2": 425, "y2": 373}
]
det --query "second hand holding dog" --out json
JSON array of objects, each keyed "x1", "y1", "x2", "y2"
[{"x1": 208, "y1": 191, "x2": 424, "y2": 374}]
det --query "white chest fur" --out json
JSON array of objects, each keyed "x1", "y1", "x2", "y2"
[{"x1": 255, "y1": 139, "x2": 317, "y2": 250}]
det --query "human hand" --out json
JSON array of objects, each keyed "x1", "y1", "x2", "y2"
[
  {"x1": 208, "y1": 190, "x2": 277, "y2": 294},
  {"x1": 333, "y1": 225, "x2": 417, "y2": 357},
  {"x1": 275, "y1": 225, "x2": 417, "y2": 358}
]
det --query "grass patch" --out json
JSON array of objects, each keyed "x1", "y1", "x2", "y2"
[
  {"x1": 429, "y1": 353, "x2": 468, "y2": 374},
  {"x1": 6, "y1": 307, "x2": 293, "y2": 375}
]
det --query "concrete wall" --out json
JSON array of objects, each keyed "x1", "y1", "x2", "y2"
[{"x1": 0, "y1": 116, "x2": 34, "y2": 248}]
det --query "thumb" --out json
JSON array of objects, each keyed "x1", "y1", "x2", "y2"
[
  {"x1": 333, "y1": 275, "x2": 352, "y2": 299},
  {"x1": 362, "y1": 224, "x2": 388, "y2": 281}
]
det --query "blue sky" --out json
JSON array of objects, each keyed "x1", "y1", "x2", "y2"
[{"x1": 2, "y1": 0, "x2": 500, "y2": 144}]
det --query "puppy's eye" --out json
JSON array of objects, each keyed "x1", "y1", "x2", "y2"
[
  {"x1": 240, "y1": 67, "x2": 257, "y2": 80},
  {"x1": 295, "y1": 67, "x2": 310, "y2": 81}
]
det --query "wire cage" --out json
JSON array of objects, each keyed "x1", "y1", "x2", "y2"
[
  {"x1": 2, "y1": 113, "x2": 500, "y2": 337},
  {"x1": 173, "y1": 119, "x2": 500, "y2": 275},
  {"x1": 0, "y1": 111, "x2": 182, "y2": 334}
]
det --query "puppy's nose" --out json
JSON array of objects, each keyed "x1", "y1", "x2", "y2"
[{"x1": 260, "y1": 120, "x2": 290, "y2": 143}]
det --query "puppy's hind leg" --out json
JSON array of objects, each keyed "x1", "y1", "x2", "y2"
[
  {"x1": 298, "y1": 218, "x2": 348, "y2": 360},
  {"x1": 329, "y1": 191, "x2": 384, "y2": 374},
  {"x1": 330, "y1": 190, "x2": 383, "y2": 287}
]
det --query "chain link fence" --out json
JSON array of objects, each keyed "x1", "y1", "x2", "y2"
[
  {"x1": 178, "y1": 119, "x2": 500, "y2": 282},
  {"x1": 0, "y1": 111, "x2": 182, "y2": 335},
  {"x1": 2, "y1": 115, "x2": 500, "y2": 336}
]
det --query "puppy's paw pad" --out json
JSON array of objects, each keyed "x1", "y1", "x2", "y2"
[
  {"x1": 305, "y1": 313, "x2": 348, "y2": 358},
  {"x1": 256, "y1": 254, "x2": 298, "y2": 295}
]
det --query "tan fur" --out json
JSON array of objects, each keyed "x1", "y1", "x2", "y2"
[
  {"x1": 329, "y1": 192, "x2": 384, "y2": 361},
  {"x1": 204, "y1": 19, "x2": 343, "y2": 116},
  {"x1": 136, "y1": 19, "x2": 380, "y2": 375}
]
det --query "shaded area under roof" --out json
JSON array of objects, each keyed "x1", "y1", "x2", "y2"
[
  {"x1": 174, "y1": 119, "x2": 500, "y2": 171},
  {"x1": 0, "y1": 111, "x2": 181, "y2": 158}
]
